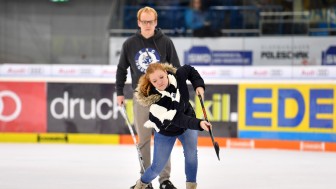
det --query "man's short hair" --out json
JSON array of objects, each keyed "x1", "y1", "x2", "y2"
[{"x1": 137, "y1": 6, "x2": 158, "y2": 20}]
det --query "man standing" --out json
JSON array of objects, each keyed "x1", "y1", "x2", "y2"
[{"x1": 116, "y1": 6, "x2": 180, "y2": 189}]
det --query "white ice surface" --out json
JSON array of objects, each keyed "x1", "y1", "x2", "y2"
[{"x1": 0, "y1": 143, "x2": 336, "y2": 189}]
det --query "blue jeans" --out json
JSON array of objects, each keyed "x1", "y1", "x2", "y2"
[{"x1": 141, "y1": 129, "x2": 198, "y2": 184}]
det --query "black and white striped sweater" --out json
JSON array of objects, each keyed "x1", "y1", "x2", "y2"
[{"x1": 135, "y1": 64, "x2": 205, "y2": 136}]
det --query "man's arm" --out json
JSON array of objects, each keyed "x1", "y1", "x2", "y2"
[
  {"x1": 115, "y1": 43, "x2": 129, "y2": 106},
  {"x1": 166, "y1": 37, "x2": 181, "y2": 68}
]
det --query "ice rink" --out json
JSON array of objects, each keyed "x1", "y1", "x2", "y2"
[{"x1": 1, "y1": 143, "x2": 336, "y2": 189}]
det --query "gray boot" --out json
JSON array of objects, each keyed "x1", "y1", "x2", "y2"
[
  {"x1": 186, "y1": 182, "x2": 197, "y2": 189},
  {"x1": 134, "y1": 179, "x2": 148, "y2": 189}
]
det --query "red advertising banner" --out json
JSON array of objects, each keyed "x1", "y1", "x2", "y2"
[{"x1": 0, "y1": 82, "x2": 47, "y2": 132}]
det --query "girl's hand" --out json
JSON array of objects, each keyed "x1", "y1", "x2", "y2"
[
  {"x1": 195, "y1": 87, "x2": 204, "y2": 100},
  {"x1": 200, "y1": 120, "x2": 212, "y2": 132}
]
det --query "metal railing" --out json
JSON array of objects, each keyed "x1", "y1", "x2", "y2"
[
  {"x1": 109, "y1": 5, "x2": 335, "y2": 37},
  {"x1": 259, "y1": 11, "x2": 310, "y2": 36}
]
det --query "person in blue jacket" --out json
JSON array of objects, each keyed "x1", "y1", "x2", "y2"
[{"x1": 185, "y1": 0, "x2": 221, "y2": 37}]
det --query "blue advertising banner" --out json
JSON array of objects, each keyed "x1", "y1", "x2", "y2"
[
  {"x1": 184, "y1": 46, "x2": 252, "y2": 66},
  {"x1": 322, "y1": 46, "x2": 336, "y2": 65}
]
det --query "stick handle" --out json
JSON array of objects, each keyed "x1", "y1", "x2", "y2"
[
  {"x1": 198, "y1": 95, "x2": 216, "y2": 140},
  {"x1": 120, "y1": 105, "x2": 146, "y2": 172},
  {"x1": 198, "y1": 94, "x2": 209, "y2": 121}
]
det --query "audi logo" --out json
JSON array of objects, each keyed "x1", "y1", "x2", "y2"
[{"x1": 0, "y1": 90, "x2": 22, "y2": 122}]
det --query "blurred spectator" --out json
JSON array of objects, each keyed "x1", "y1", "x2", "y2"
[{"x1": 184, "y1": 0, "x2": 222, "y2": 37}]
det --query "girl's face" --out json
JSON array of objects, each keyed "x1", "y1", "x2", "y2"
[{"x1": 149, "y1": 70, "x2": 168, "y2": 91}]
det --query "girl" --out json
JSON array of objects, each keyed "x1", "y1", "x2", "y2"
[{"x1": 133, "y1": 63, "x2": 211, "y2": 189}]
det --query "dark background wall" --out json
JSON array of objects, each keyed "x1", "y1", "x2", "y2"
[
  {"x1": 0, "y1": 0, "x2": 117, "y2": 64},
  {"x1": 1, "y1": 0, "x2": 335, "y2": 64}
]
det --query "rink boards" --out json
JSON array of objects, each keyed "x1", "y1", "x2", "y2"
[{"x1": 0, "y1": 79, "x2": 336, "y2": 151}]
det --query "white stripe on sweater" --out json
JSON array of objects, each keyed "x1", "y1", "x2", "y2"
[
  {"x1": 150, "y1": 104, "x2": 176, "y2": 123},
  {"x1": 144, "y1": 120, "x2": 160, "y2": 132}
]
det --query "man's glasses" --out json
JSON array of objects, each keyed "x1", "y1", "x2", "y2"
[{"x1": 139, "y1": 20, "x2": 156, "y2": 25}]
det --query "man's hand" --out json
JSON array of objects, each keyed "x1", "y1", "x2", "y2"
[{"x1": 117, "y1": 96, "x2": 125, "y2": 106}]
